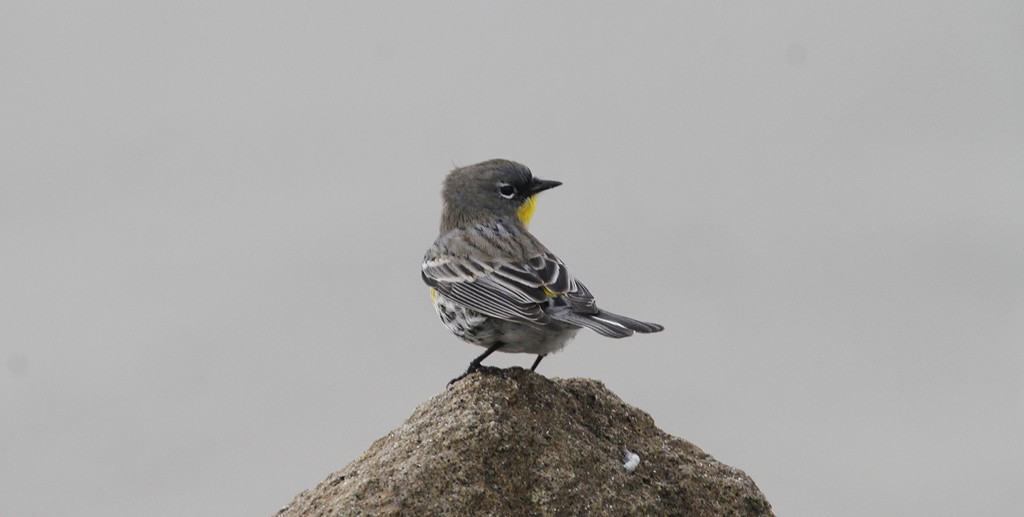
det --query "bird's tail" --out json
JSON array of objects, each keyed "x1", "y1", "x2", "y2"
[
  {"x1": 594, "y1": 310, "x2": 664, "y2": 334},
  {"x1": 547, "y1": 307, "x2": 664, "y2": 338}
]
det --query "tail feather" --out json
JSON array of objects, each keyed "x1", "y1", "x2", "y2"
[
  {"x1": 546, "y1": 307, "x2": 635, "y2": 338},
  {"x1": 593, "y1": 310, "x2": 665, "y2": 334},
  {"x1": 546, "y1": 307, "x2": 664, "y2": 338}
]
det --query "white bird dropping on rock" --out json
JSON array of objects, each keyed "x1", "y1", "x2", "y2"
[{"x1": 622, "y1": 449, "x2": 640, "y2": 472}]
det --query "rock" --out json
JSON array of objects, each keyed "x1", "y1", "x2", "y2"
[{"x1": 276, "y1": 368, "x2": 774, "y2": 516}]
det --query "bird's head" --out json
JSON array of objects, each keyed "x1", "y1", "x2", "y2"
[{"x1": 441, "y1": 159, "x2": 562, "y2": 231}]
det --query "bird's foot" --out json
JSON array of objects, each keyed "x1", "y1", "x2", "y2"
[{"x1": 447, "y1": 363, "x2": 505, "y2": 386}]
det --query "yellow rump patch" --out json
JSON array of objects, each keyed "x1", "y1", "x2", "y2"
[{"x1": 429, "y1": 287, "x2": 438, "y2": 302}]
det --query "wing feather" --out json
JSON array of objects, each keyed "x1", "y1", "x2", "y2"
[{"x1": 422, "y1": 224, "x2": 599, "y2": 325}]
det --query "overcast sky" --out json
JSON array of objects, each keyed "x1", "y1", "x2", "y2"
[{"x1": 2, "y1": 2, "x2": 1022, "y2": 516}]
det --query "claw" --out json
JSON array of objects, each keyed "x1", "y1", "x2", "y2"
[{"x1": 447, "y1": 364, "x2": 505, "y2": 386}]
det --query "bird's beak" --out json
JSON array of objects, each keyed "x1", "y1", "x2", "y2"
[{"x1": 528, "y1": 178, "x2": 562, "y2": 196}]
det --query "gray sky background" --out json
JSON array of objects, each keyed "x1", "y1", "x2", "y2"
[{"x1": 2, "y1": 2, "x2": 1022, "y2": 516}]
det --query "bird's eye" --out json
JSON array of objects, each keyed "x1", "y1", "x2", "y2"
[{"x1": 498, "y1": 184, "x2": 517, "y2": 199}]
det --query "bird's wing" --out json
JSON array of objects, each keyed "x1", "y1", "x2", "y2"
[
  {"x1": 422, "y1": 255, "x2": 550, "y2": 324},
  {"x1": 422, "y1": 230, "x2": 597, "y2": 325},
  {"x1": 524, "y1": 254, "x2": 598, "y2": 314}
]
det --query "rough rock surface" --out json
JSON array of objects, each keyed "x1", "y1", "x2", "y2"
[{"x1": 277, "y1": 368, "x2": 773, "y2": 516}]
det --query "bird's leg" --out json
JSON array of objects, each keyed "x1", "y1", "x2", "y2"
[
  {"x1": 448, "y1": 342, "x2": 505, "y2": 385},
  {"x1": 467, "y1": 341, "x2": 505, "y2": 372},
  {"x1": 529, "y1": 354, "x2": 546, "y2": 372}
]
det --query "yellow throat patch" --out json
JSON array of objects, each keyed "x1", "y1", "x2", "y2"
[{"x1": 517, "y1": 195, "x2": 539, "y2": 227}]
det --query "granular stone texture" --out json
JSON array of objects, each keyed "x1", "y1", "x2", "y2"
[{"x1": 277, "y1": 368, "x2": 773, "y2": 516}]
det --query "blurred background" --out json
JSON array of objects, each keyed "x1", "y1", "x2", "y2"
[{"x1": 2, "y1": 2, "x2": 1021, "y2": 516}]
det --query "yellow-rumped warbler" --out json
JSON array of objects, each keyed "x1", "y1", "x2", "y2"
[{"x1": 422, "y1": 159, "x2": 663, "y2": 381}]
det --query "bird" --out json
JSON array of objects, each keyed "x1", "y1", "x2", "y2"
[{"x1": 421, "y1": 159, "x2": 663, "y2": 382}]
